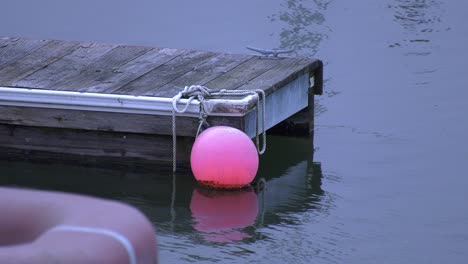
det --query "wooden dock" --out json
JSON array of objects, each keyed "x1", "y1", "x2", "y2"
[{"x1": 0, "y1": 37, "x2": 323, "y2": 168}]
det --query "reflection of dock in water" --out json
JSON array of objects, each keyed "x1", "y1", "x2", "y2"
[{"x1": 0, "y1": 135, "x2": 330, "y2": 244}]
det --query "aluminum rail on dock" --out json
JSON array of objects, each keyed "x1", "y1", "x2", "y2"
[{"x1": 0, "y1": 87, "x2": 259, "y2": 117}]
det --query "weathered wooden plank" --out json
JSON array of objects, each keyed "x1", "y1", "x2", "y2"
[
  {"x1": 81, "y1": 47, "x2": 185, "y2": 93},
  {"x1": 51, "y1": 45, "x2": 152, "y2": 91},
  {"x1": 0, "y1": 36, "x2": 13, "y2": 46},
  {"x1": 203, "y1": 56, "x2": 282, "y2": 90},
  {"x1": 143, "y1": 53, "x2": 252, "y2": 97},
  {"x1": 0, "y1": 38, "x2": 48, "y2": 70},
  {"x1": 0, "y1": 105, "x2": 196, "y2": 136},
  {"x1": 0, "y1": 37, "x2": 21, "y2": 66},
  {"x1": 0, "y1": 106, "x2": 244, "y2": 137},
  {"x1": 111, "y1": 50, "x2": 217, "y2": 96},
  {"x1": 0, "y1": 40, "x2": 81, "y2": 85},
  {"x1": 12, "y1": 43, "x2": 116, "y2": 89},
  {"x1": 236, "y1": 58, "x2": 319, "y2": 95},
  {"x1": 0, "y1": 124, "x2": 194, "y2": 164},
  {"x1": 0, "y1": 36, "x2": 322, "y2": 147}
]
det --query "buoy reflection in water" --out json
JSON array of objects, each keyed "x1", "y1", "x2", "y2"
[{"x1": 190, "y1": 187, "x2": 258, "y2": 243}]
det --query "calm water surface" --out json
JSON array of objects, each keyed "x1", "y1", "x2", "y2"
[{"x1": 1, "y1": 0, "x2": 467, "y2": 263}]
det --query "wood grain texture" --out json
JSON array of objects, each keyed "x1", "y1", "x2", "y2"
[
  {"x1": 82, "y1": 47, "x2": 185, "y2": 93},
  {"x1": 0, "y1": 37, "x2": 323, "y2": 143},
  {"x1": 0, "y1": 106, "x2": 244, "y2": 136},
  {"x1": 143, "y1": 53, "x2": 252, "y2": 97},
  {"x1": 0, "y1": 37, "x2": 321, "y2": 98},
  {"x1": 0, "y1": 38, "x2": 49, "y2": 70},
  {"x1": 51, "y1": 45, "x2": 152, "y2": 91},
  {"x1": 111, "y1": 50, "x2": 217, "y2": 96},
  {"x1": 0, "y1": 124, "x2": 193, "y2": 164},
  {"x1": 0, "y1": 40, "x2": 80, "y2": 85},
  {"x1": 203, "y1": 56, "x2": 282, "y2": 90},
  {"x1": 236, "y1": 58, "x2": 316, "y2": 95},
  {"x1": 0, "y1": 105, "x2": 197, "y2": 136},
  {"x1": 12, "y1": 43, "x2": 115, "y2": 89}
]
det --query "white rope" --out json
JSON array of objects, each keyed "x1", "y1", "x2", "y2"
[
  {"x1": 49, "y1": 225, "x2": 137, "y2": 264},
  {"x1": 171, "y1": 85, "x2": 267, "y2": 172}
]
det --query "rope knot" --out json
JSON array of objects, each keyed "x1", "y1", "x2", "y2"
[
  {"x1": 171, "y1": 85, "x2": 267, "y2": 172},
  {"x1": 180, "y1": 85, "x2": 212, "y2": 98}
]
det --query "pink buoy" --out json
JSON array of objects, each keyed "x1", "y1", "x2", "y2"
[{"x1": 190, "y1": 126, "x2": 259, "y2": 189}]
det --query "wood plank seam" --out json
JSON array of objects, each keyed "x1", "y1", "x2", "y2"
[
  {"x1": 0, "y1": 39, "x2": 51, "y2": 72},
  {"x1": 202, "y1": 57, "x2": 256, "y2": 89},
  {"x1": 12, "y1": 43, "x2": 117, "y2": 90},
  {"x1": 76, "y1": 46, "x2": 161, "y2": 93},
  {"x1": 113, "y1": 50, "x2": 217, "y2": 96},
  {"x1": 10, "y1": 42, "x2": 87, "y2": 87},
  {"x1": 142, "y1": 53, "x2": 253, "y2": 97},
  {"x1": 206, "y1": 56, "x2": 285, "y2": 90},
  {"x1": 143, "y1": 50, "x2": 218, "y2": 94},
  {"x1": 235, "y1": 58, "x2": 319, "y2": 95},
  {"x1": 0, "y1": 40, "x2": 83, "y2": 85},
  {"x1": 236, "y1": 58, "x2": 303, "y2": 92},
  {"x1": 50, "y1": 45, "x2": 152, "y2": 91},
  {"x1": 98, "y1": 49, "x2": 188, "y2": 94},
  {"x1": 200, "y1": 56, "x2": 256, "y2": 87}
]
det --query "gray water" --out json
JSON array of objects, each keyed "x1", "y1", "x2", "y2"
[{"x1": 1, "y1": 0, "x2": 468, "y2": 263}]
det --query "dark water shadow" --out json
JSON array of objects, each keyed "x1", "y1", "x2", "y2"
[{"x1": 0, "y1": 135, "x2": 331, "y2": 245}]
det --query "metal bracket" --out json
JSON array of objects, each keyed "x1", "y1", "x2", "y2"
[{"x1": 246, "y1": 46, "x2": 294, "y2": 57}]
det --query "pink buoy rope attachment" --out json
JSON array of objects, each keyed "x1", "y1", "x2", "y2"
[{"x1": 171, "y1": 85, "x2": 267, "y2": 174}]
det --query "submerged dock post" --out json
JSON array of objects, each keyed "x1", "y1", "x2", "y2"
[{"x1": 309, "y1": 60, "x2": 323, "y2": 143}]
